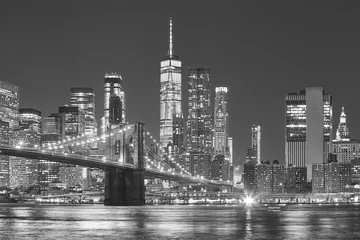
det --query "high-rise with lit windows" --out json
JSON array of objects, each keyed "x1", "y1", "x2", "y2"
[
  {"x1": 285, "y1": 87, "x2": 332, "y2": 181},
  {"x1": 70, "y1": 88, "x2": 97, "y2": 137},
  {"x1": 104, "y1": 73, "x2": 125, "y2": 128},
  {"x1": 0, "y1": 81, "x2": 19, "y2": 129},
  {"x1": 251, "y1": 124, "x2": 261, "y2": 164},
  {"x1": 214, "y1": 87, "x2": 229, "y2": 156},
  {"x1": 160, "y1": 18, "x2": 182, "y2": 151},
  {"x1": 10, "y1": 109, "x2": 42, "y2": 189},
  {"x1": 335, "y1": 107, "x2": 350, "y2": 141},
  {"x1": 187, "y1": 68, "x2": 212, "y2": 177}
]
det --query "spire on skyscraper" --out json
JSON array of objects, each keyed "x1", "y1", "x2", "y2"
[
  {"x1": 336, "y1": 107, "x2": 350, "y2": 141},
  {"x1": 168, "y1": 17, "x2": 173, "y2": 57}
]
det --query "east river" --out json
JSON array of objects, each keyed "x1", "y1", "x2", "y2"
[{"x1": 1, "y1": 204, "x2": 360, "y2": 239}]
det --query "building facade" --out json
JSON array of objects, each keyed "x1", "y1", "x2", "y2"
[
  {"x1": 214, "y1": 87, "x2": 229, "y2": 156},
  {"x1": 104, "y1": 73, "x2": 125, "y2": 128},
  {"x1": 335, "y1": 107, "x2": 350, "y2": 141},
  {"x1": 187, "y1": 67, "x2": 212, "y2": 153},
  {"x1": 285, "y1": 87, "x2": 333, "y2": 181},
  {"x1": 251, "y1": 124, "x2": 261, "y2": 164},
  {"x1": 312, "y1": 162, "x2": 351, "y2": 193},
  {"x1": 160, "y1": 18, "x2": 182, "y2": 151},
  {"x1": 0, "y1": 120, "x2": 10, "y2": 187},
  {"x1": 0, "y1": 81, "x2": 19, "y2": 129},
  {"x1": 10, "y1": 122, "x2": 42, "y2": 189},
  {"x1": 70, "y1": 88, "x2": 97, "y2": 137}
]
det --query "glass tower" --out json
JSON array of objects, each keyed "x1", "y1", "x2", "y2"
[
  {"x1": 251, "y1": 124, "x2": 261, "y2": 164},
  {"x1": 214, "y1": 87, "x2": 229, "y2": 156},
  {"x1": 70, "y1": 88, "x2": 97, "y2": 137},
  {"x1": 0, "y1": 81, "x2": 19, "y2": 129},
  {"x1": 285, "y1": 87, "x2": 333, "y2": 181},
  {"x1": 160, "y1": 18, "x2": 182, "y2": 151},
  {"x1": 187, "y1": 67, "x2": 212, "y2": 153},
  {"x1": 104, "y1": 73, "x2": 125, "y2": 127}
]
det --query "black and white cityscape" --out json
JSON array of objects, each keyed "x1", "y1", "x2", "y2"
[{"x1": 1, "y1": 1, "x2": 360, "y2": 239}]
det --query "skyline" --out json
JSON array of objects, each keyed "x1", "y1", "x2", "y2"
[{"x1": 2, "y1": 1, "x2": 360, "y2": 165}]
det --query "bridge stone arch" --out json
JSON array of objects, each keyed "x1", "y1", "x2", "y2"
[{"x1": 104, "y1": 122, "x2": 145, "y2": 206}]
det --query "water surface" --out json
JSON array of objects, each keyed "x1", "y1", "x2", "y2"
[{"x1": 1, "y1": 204, "x2": 360, "y2": 239}]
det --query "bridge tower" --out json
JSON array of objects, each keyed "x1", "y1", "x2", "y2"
[{"x1": 104, "y1": 122, "x2": 145, "y2": 206}]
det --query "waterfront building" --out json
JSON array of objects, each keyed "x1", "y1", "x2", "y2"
[
  {"x1": 0, "y1": 81, "x2": 19, "y2": 129},
  {"x1": 285, "y1": 87, "x2": 332, "y2": 181},
  {"x1": 10, "y1": 126, "x2": 41, "y2": 189},
  {"x1": 251, "y1": 124, "x2": 261, "y2": 164},
  {"x1": 160, "y1": 18, "x2": 182, "y2": 151},
  {"x1": 104, "y1": 73, "x2": 125, "y2": 127},
  {"x1": 257, "y1": 163, "x2": 272, "y2": 194},
  {"x1": 70, "y1": 88, "x2": 97, "y2": 137},
  {"x1": 286, "y1": 165, "x2": 307, "y2": 193},
  {"x1": 256, "y1": 160, "x2": 285, "y2": 194},
  {"x1": 312, "y1": 162, "x2": 351, "y2": 193},
  {"x1": 350, "y1": 159, "x2": 360, "y2": 185},
  {"x1": 243, "y1": 159, "x2": 257, "y2": 194},
  {"x1": 39, "y1": 114, "x2": 64, "y2": 187},
  {"x1": 0, "y1": 120, "x2": 10, "y2": 187}
]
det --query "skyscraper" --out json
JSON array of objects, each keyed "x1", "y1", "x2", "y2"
[
  {"x1": 251, "y1": 124, "x2": 261, "y2": 164},
  {"x1": 214, "y1": 87, "x2": 229, "y2": 156},
  {"x1": 285, "y1": 87, "x2": 333, "y2": 181},
  {"x1": 0, "y1": 81, "x2": 19, "y2": 128},
  {"x1": 10, "y1": 109, "x2": 42, "y2": 189},
  {"x1": 104, "y1": 73, "x2": 125, "y2": 128},
  {"x1": 187, "y1": 67, "x2": 212, "y2": 153},
  {"x1": 70, "y1": 88, "x2": 97, "y2": 137},
  {"x1": 335, "y1": 107, "x2": 350, "y2": 141},
  {"x1": 160, "y1": 18, "x2": 182, "y2": 151},
  {"x1": 39, "y1": 114, "x2": 64, "y2": 187},
  {"x1": 187, "y1": 67, "x2": 212, "y2": 177}
]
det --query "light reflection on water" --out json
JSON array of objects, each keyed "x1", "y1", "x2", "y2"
[{"x1": 1, "y1": 204, "x2": 360, "y2": 239}]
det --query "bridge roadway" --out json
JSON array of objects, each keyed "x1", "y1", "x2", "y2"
[{"x1": 0, "y1": 145, "x2": 232, "y2": 187}]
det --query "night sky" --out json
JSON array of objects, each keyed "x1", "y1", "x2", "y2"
[{"x1": 1, "y1": 1, "x2": 360, "y2": 166}]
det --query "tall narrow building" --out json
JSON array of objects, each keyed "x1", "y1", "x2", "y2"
[
  {"x1": 251, "y1": 124, "x2": 261, "y2": 164},
  {"x1": 285, "y1": 87, "x2": 332, "y2": 181},
  {"x1": 70, "y1": 88, "x2": 97, "y2": 137},
  {"x1": 187, "y1": 68, "x2": 212, "y2": 177},
  {"x1": 214, "y1": 87, "x2": 229, "y2": 156},
  {"x1": 160, "y1": 18, "x2": 182, "y2": 151},
  {"x1": 104, "y1": 73, "x2": 125, "y2": 128},
  {"x1": 336, "y1": 107, "x2": 350, "y2": 141},
  {"x1": 187, "y1": 68, "x2": 212, "y2": 153}
]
